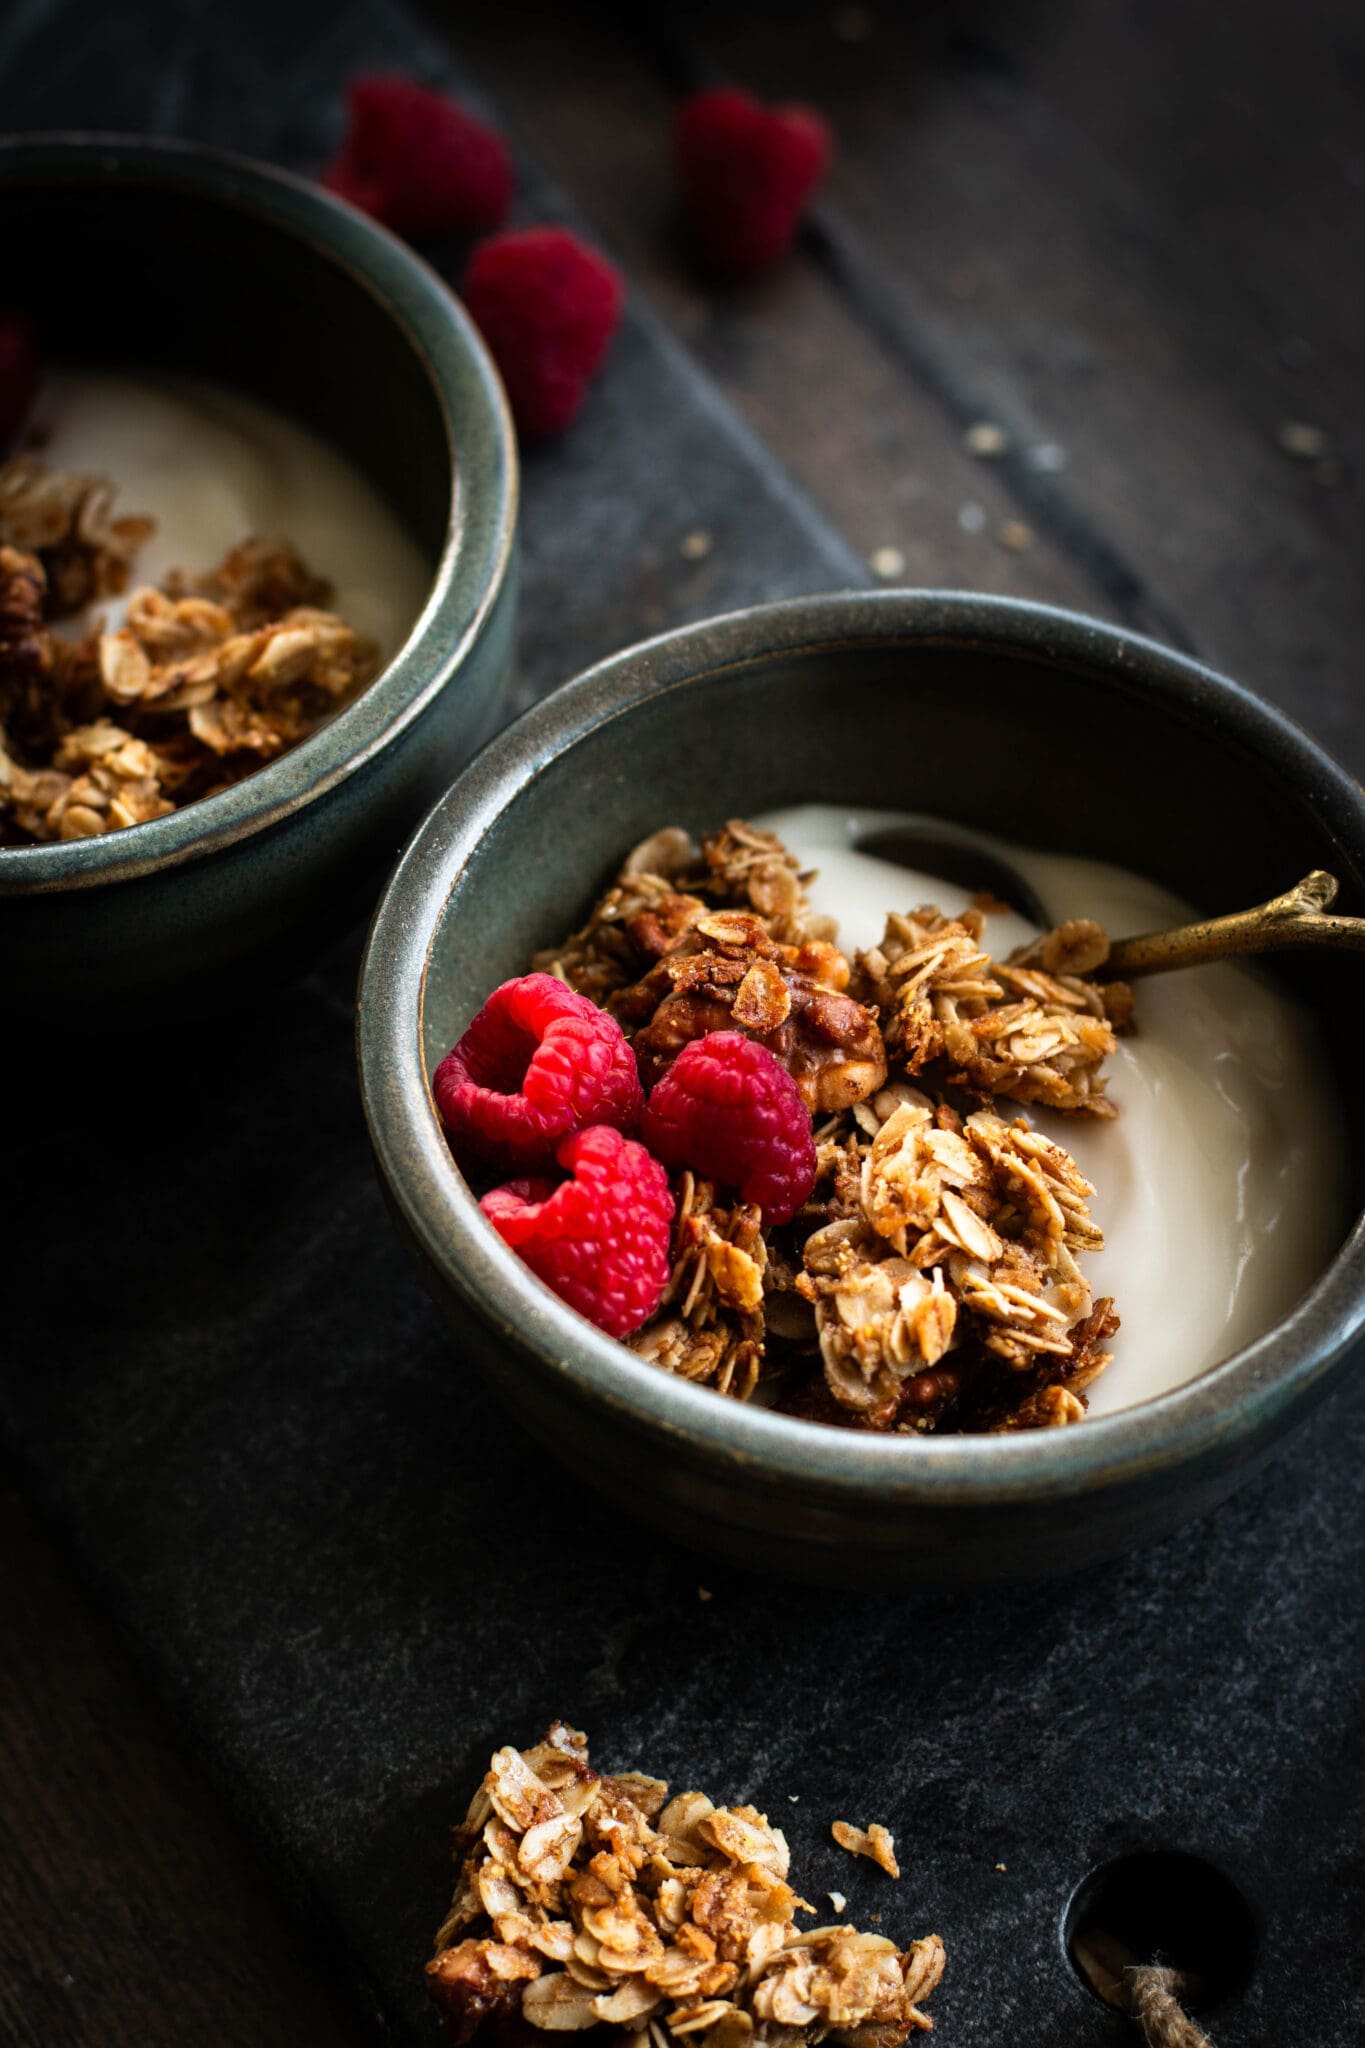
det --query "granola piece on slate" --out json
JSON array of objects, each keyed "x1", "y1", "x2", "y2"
[
  {"x1": 832, "y1": 1821, "x2": 901, "y2": 1879},
  {"x1": 428, "y1": 1725, "x2": 944, "y2": 2044}
]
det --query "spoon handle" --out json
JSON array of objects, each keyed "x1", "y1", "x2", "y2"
[{"x1": 1107, "y1": 870, "x2": 1365, "y2": 977}]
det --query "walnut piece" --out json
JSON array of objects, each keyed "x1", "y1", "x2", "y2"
[{"x1": 428, "y1": 1725, "x2": 944, "y2": 2046}]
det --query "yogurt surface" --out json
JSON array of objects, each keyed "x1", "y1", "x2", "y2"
[
  {"x1": 33, "y1": 371, "x2": 432, "y2": 659},
  {"x1": 756, "y1": 804, "x2": 1348, "y2": 1415}
]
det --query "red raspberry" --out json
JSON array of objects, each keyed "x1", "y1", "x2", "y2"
[
  {"x1": 481, "y1": 1126, "x2": 673, "y2": 1338},
  {"x1": 434, "y1": 972, "x2": 642, "y2": 1172},
  {"x1": 461, "y1": 227, "x2": 624, "y2": 441},
  {"x1": 323, "y1": 74, "x2": 513, "y2": 241},
  {"x1": 674, "y1": 87, "x2": 833, "y2": 277},
  {"x1": 0, "y1": 309, "x2": 39, "y2": 451},
  {"x1": 642, "y1": 1031, "x2": 816, "y2": 1225}
]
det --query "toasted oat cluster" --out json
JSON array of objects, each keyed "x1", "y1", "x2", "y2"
[
  {"x1": 427, "y1": 1724, "x2": 945, "y2": 2047},
  {"x1": 538, "y1": 819, "x2": 1133, "y2": 1435},
  {"x1": 0, "y1": 457, "x2": 379, "y2": 844}
]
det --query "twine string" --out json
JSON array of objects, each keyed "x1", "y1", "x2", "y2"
[
  {"x1": 1125, "y1": 1964, "x2": 1214, "y2": 2048},
  {"x1": 1071, "y1": 1931, "x2": 1216, "y2": 2047}
]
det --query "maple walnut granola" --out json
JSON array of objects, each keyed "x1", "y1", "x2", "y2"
[
  {"x1": 534, "y1": 819, "x2": 1132, "y2": 1436},
  {"x1": 428, "y1": 1724, "x2": 944, "y2": 2046},
  {"x1": 0, "y1": 457, "x2": 380, "y2": 844}
]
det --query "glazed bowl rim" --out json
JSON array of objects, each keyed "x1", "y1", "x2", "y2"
[
  {"x1": 359, "y1": 590, "x2": 1365, "y2": 1508},
  {"x1": 0, "y1": 131, "x2": 518, "y2": 895}
]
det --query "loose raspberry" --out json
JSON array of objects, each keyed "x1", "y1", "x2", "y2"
[
  {"x1": 0, "y1": 309, "x2": 39, "y2": 451},
  {"x1": 434, "y1": 972, "x2": 642, "y2": 1171},
  {"x1": 674, "y1": 87, "x2": 833, "y2": 277},
  {"x1": 642, "y1": 1030, "x2": 816, "y2": 1225},
  {"x1": 481, "y1": 1126, "x2": 673, "y2": 1338},
  {"x1": 461, "y1": 227, "x2": 624, "y2": 441},
  {"x1": 323, "y1": 74, "x2": 513, "y2": 241}
]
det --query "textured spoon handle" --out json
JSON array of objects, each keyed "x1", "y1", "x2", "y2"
[{"x1": 1107, "y1": 870, "x2": 1365, "y2": 977}]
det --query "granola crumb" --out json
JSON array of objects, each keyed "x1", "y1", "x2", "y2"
[
  {"x1": 680, "y1": 529, "x2": 713, "y2": 559},
  {"x1": 997, "y1": 517, "x2": 1033, "y2": 552},
  {"x1": 828, "y1": 1890, "x2": 847, "y2": 1912},
  {"x1": 1276, "y1": 419, "x2": 1331, "y2": 461},
  {"x1": 428, "y1": 1725, "x2": 944, "y2": 2045},
  {"x1": 832, "y1": 1819, "x2": 901, "y2": 1878},
  {"x1": 870, "y1": 544, "x2": 906, "y2": 581},
  {"x1": 697, "y1": 1585, "x2": 712, "y2": 1601},
  {"x1": 994, "y1": 1862, "x2": 1007, "y2": 1872},
  {"x1": 963, "y1": 419, "x2": 1008, "y2": 458}
]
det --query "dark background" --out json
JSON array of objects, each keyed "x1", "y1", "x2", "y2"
[{"x1": 2, "y1": 3, "x2": 1362, "y2": 2045}]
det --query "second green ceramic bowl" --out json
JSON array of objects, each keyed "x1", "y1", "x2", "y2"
[
  {"x1": 0, "y1": 135, "x2": 517, "y2": 1014},
  {"x1": 358, "y1": 593, "x2": 1365, "y2": 1584}
]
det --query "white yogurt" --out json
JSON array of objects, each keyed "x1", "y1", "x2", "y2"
[
  {"x1": 32, "y1": 371, "x2": 432, "y2": 658},
  {"x1": 757, "y1": 804, "x2": 1348, "y2": 1414}
]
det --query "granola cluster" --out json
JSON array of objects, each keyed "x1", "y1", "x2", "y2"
[
  {"x1": 0, "y1": 457, "x2": 379, "y2": 844},
  {"x1": 428, "y1": 1724, "x2": 944, "y2": 2047},
  {"x1": 536, "y1": 820, "x2": 1133, "y2": 1434}
]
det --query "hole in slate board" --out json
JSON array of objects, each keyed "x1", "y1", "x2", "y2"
[{"x1": 1063, "y1": 1850, "x2": 1257, "y2": 2013}]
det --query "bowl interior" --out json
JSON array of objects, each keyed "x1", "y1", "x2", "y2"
[
  {"x1": 11, "y1": 170, "x2": 449, "y2": 561},
  {"x1": 421, "y1": 635, "x2": 1365, "y2": 1237}
]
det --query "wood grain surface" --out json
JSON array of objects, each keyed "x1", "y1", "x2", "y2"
[{"x1": 3, "y1": 0, "x2": 1360, "y2": 2041}]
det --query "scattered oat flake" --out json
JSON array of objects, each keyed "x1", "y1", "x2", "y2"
[
  {"x1": 995, "y1": 1862, "x2": 1007, "y2": 1872},
  {"x1": 788, "y1": 1794, "x2": 800, "y2": 1802},
  {"x1": 681, "y1": 530, "x2": 713, "y2": 560},
  {"x1": 997, "y1": 518, "x2": 1033, "y2": 552},
  {"x1": 1276, "y1": 419, "x2": 1331, "y2": 461},
  {"x1": 870, "y1": 544, "x2": 905, "y2": 581},
  {"x1": 963, "y1": 420, "x2": 1008, "y2": 458},
  {"x1": 832, "y1": 1819, "x2": 901, "y2": 1877},
  {"x1": 829, "y1": 1890, "x2": 847, "y2": 1912}
]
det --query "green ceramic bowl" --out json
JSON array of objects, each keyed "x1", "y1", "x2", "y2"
[
  {"x1": 358, "y1": 593, "x2": 1365, "y2": 1584},
  {"x1": 0, "y1": 135, "x2": 517, "y2": 1012}
]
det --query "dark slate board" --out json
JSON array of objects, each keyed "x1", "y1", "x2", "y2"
[{"x1": 4, "y1": 4, "x2": 1362, "y2": 2044}]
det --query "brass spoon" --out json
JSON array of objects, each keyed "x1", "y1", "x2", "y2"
[
  {"x1": 1107, "y1": 869, "x2": 1365, "y2": 978},
  {"x1": 856, "y1": 825, "x2": 1365, "y2": 977}
]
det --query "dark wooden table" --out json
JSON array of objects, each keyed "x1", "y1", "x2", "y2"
[{"x1": 3, "y1": 3, "x2": 1361, "y2": 2043}]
